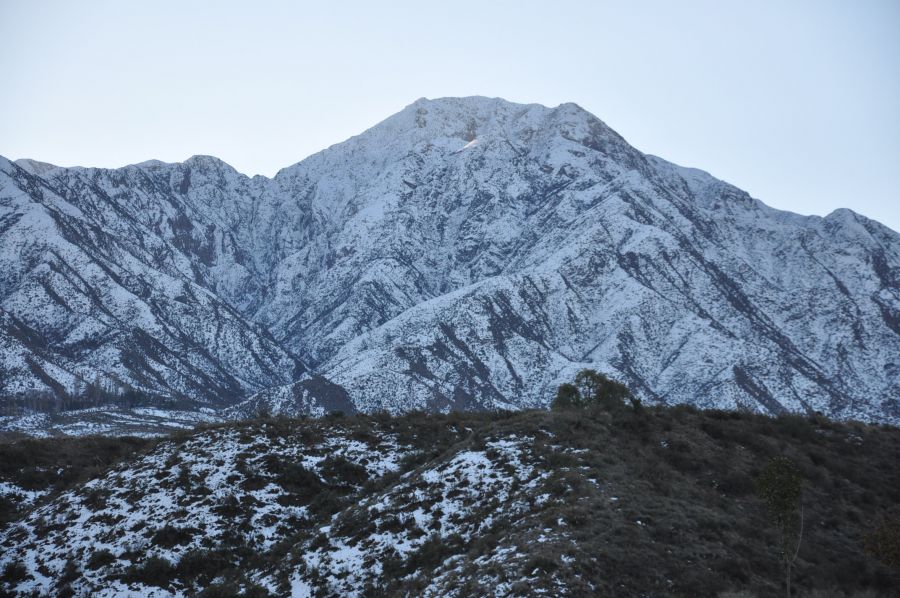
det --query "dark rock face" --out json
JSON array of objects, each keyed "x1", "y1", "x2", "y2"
[{"x1": 1, "y1": 97, "x2": 898, "y2": 423}]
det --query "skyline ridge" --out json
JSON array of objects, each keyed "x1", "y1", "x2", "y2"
[{"x1": 7, "y1": 95, "x2": 898, "y2": 234}]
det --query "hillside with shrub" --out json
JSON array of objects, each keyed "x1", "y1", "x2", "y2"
[{"x1": 1, "y1": 399, "x2": 898, "y2": 596}]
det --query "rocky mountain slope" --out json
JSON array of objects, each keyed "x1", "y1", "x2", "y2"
[
  {"x1": 2, "y1": 97, "x2": 899, "y2": 425},
  {"x1": 0, "y1": 157, "x2": 303, "y2": 409},
  {"x1": 1, "y1": 408, "x2": 898, "y2": 596}
]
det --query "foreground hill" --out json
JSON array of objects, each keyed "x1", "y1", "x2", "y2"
[
  {"x1": 2, "y1": 96, "x2": 899, "y2": 426},
  {"x1": 1, "y1": 407, "x2": 897, "y2": 596}
]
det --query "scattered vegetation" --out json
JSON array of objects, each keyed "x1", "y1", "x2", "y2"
[
  {"x1": 0, "y1": 395, "x2": 898, "y2": 596},
  {"x1": 0, "y1": 435, "x2": 154, "y2": 526}
]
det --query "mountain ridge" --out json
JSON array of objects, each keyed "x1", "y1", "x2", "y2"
[{"x1": 1, "y1": 96, "x2": 899, "y2": 427}]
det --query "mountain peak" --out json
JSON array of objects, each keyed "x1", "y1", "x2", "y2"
[
  {"x1": 402, "y1": 95, "x2": 559, "y2": 124},
  {"x1": 390, "y1": 96, "x2": 627, "y2": 158},
  {"x1": 183, "y1": 154, "x2": 239, "y2": 174},
  {"x1": 333, "y1": 95, "x2": 621, "y2": 161}
]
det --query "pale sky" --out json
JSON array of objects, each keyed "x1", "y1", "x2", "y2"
[{"x1": 2, "y1": 0, "x2": 898, "y2": 231}]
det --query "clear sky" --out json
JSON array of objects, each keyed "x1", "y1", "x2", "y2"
[{"x1": 2, "y1": 0, "x2": 898, "y2": 231}]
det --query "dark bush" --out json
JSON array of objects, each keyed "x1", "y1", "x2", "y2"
[
  {"x1": 0, "y1": 495, "x2": 19, "y2": 527},
  {"x1": 86, "y1": 549, "x2": 116, "y2": 570},
  {"x1": 176, "y1": 549, "x2": 235, "y2": 583},
  {"x1": 307, "y1": 488, "x2": 344, "y2": 518},
  {"x1": 151, "y1": 524, "x2": 196, "y2": 548},
  {"x1": 320, "y1": 455, "x2": 368, "y2": 486},
  {"x1": 524, "y1": 554, "x2": 558, "y2": 574},
  {"x1": 2, "y1": 560, "x2": 29, "y2": 585},
  {"x1": 269, "y1": 460, "x2": 323, "y2": 502},
  {"x1": 121, "y1": 556, "x2": 175, "y2": 588},
  {"x1": 213, "y1": 493, "x2": 245, "y2": 518},
  {"x1": 57, "y1": 558, "x2": 80, "y2": 586},
  {"x1": 81, "y1": 487, "x2": 111, "y2": 510},
  {"x1": 403, "y1": 533, "x2": 462, "y2": 575}
]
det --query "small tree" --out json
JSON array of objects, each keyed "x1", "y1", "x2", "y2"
[
  {"x1": 755, "y1": 456, "x2": 804, "y2": 597},
  {"x1": 551, "y1": 369, "x2": 634, "y2": 412},
  {"x1": 551, "y1": 383, "x2": 582, "y2": 410},
  {"x1": 576, "y1": 369, "x2": 632, "y2": 410}
]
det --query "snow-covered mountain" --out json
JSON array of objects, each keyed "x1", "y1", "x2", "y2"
[
  {"x1": 2, "y1": 96, "x2": 899, "y2": 424},
  {"x1": 0, "y1": 156, "x2": 304, "y2": 409}
]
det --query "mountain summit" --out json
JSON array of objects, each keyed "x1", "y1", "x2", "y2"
[{"x1": 1, "y1": 97, "x2": 898, "y2": 426}]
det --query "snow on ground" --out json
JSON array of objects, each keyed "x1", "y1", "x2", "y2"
[
  {"x1": 0, "y1": 481, "x2": 48, "y2": 510},
  {"x1": 288, "y1": 436, "x2": 552, "y2": 596},
  {"x1": 0, "y1": 414, "x2": 596, "y2": 596},
  {"x1": 0, "y1": 421, "x2": 413, "y2": 596},
  {"x1": 0, "y1": 407, "x2": 224, "y2": 438}
]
